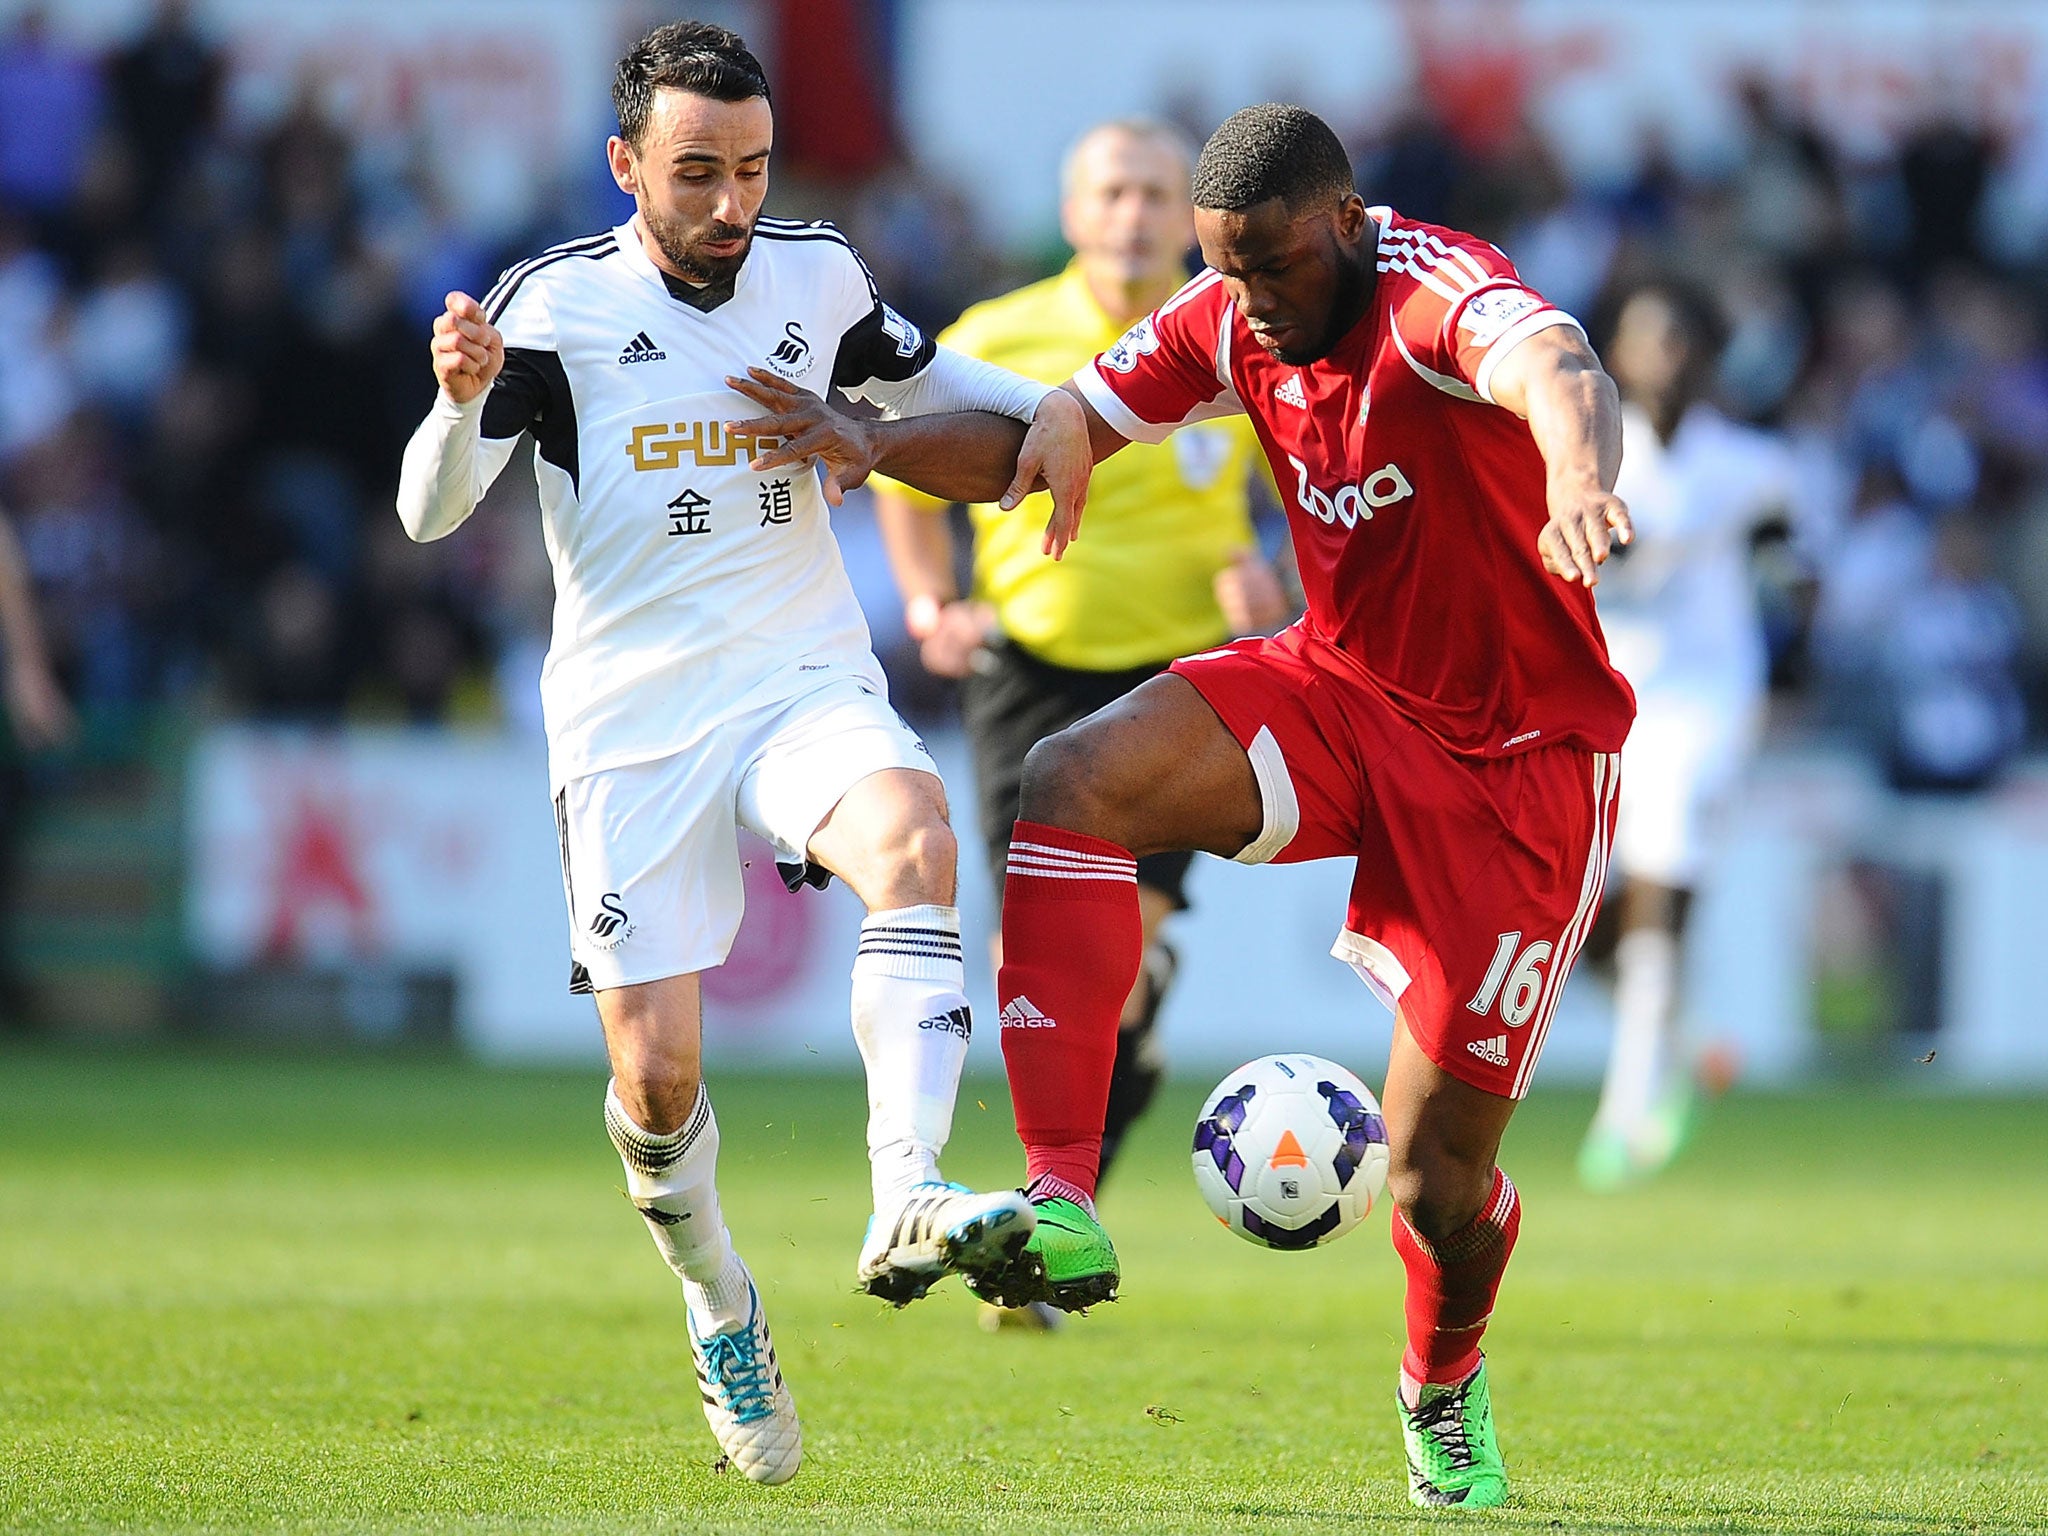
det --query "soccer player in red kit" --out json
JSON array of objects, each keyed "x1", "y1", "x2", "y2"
[
  {"x1": 731, "y1": 103, "x2": 1633, "y2": 1510},
  {"x1": 991, "y1": 102, "x2": 1633, "y2": 1509}
]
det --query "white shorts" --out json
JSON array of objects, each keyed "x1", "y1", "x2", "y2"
[
  {"x1": 553, "y1": 671, "x2": 935, "y2": 992},
  {"x1": 1614, "y1": 688, "x2": 1764, "y2": 888}
]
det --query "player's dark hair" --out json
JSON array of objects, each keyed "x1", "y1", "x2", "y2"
[
  {"x1": 1623, "y1": 277, "x2": 1730, "y2": 363},
  {"x1": 612, "y1": 20, "x2": 771, "y2": 147},
  {"x1": 1191, "y1": 104, "x2": 1355, "y2": 213}
]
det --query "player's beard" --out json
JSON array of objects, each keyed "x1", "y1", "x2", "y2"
[
  {"x1": 644, "y1": 204, "x2": 753, "y2": 285},
  {"x1": 1274, "y1": 243, "x2": 1375, "y2": 366}
]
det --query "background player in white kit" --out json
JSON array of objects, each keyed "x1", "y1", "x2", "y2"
[
  {"x1": 1583, "y1": 280, "x2": 1797, "y2": 1189},
  {"x1": 395, "y1": 22, "x2": 1088, "y2": 1483}
]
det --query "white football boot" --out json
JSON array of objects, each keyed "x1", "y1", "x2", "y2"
[
  {"x1": 688, "y1": 1273, "x2": 801, "y2": 1484},
  {"x1": 857, "y1": 1181, "x2": 1036, "y2": 1306}
]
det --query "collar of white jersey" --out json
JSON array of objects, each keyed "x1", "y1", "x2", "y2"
[{"x1": 618, "y1": 214, "x2": 756, "y2": 311}]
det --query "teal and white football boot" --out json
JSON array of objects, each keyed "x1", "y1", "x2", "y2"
[{"x1": 688, "y1": 1272, "x2": 801, "y2": 1484}]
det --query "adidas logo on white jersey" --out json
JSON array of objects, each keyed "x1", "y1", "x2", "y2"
[
  {"x1": 999, "y1": 996, "x2": 1055, "y2": 1029},
  {"x1": 1467, "y1": 1033, "x2": 1510, "y2": 1067},
  {"x1": 1275, "y1": 374, "x2": 1307, "y2": 408},
  {"x1": 619, "y1": 330, "x2": 666, "y2": 364}
]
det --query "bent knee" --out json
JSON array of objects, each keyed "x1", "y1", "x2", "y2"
[
  {"x1": 1387, "y1": 1150, "x2": 1495, "y2": 1243},
  {"x1": 1018, "y1": 725, "x2": 1133, "y2": 834},
  {"x1": 889, "y1": 813, "x2": 956, "y2": 895},
  {"x1": 844, "y1": 801, "x2": 956, "y2": 905},
  {"x1": 614, "y1": 1058, "x2": 703, "y2": 1134}
]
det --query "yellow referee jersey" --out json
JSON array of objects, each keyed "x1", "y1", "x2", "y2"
[{"x1": 874, "y1": 262, "x2": 1264, "y2": 672}]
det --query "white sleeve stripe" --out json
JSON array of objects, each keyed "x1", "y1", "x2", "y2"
[
  {"x1": 1389, "y1": 312, "x2": 1485, "y2": 403},
  {"x1": 1474, "y1": 309, "x2": 1585, "y2": 405},
  {"x1": 481, "y1": 232, "x2": 616, "y2": 316},
  {"x1": 1073, "y1": 364, "x2": 1169, "y2": 444},
  {"x1": 1379, "y1": 231, "x2": 1498, "y2": 292},
  {"x1": 1449, "y1": 247, "x2": 1490, "y2": 287},
  {"x1": 1379, "y1": 255, "x2": 1469, "y2": 305},
  {"x1": 1159, "y1": 268, "x2": 1224, "y2": 318}
]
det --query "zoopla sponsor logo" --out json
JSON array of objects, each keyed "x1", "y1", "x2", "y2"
[{"x1": 1287, "y1": 455, "x2": 1414, "y2": 528}]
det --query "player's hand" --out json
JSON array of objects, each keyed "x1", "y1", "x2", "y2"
[
  {"x1": 1003, "y1": 389, "x2": 1091, "y2": 559},
  {"x1": 430, "y1": 291, "x2": 503, "y2": 405},
  {"x1": 727, "y1": 368, "x2": 876, "y2": 507},
  {"x1": 906, "y1": 597, "x2": 994, "y2": 679},
  {"x1": 1214, "y1": 547, "x2": 1289, "y2": 635},
  {"x1": 1538, "y1": 481, "x2": 1633, "y2": 586}
]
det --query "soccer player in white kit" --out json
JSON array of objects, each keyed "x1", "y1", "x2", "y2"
[
  {"x1": 395, "y1": 22, "x2": 1090, "y2": 1483},
  {"x1": 1583, "y1": 280, "x2": 1796, "y2": 1189}
]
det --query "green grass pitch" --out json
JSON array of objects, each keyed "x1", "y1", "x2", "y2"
[{"x1": 2, "y1": 1049, "x2": 2043, "y2": 1534}]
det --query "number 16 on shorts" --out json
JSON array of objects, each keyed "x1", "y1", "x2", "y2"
[{"x1": 1467, "y1": 932, "x2": 1552, "y2": 1029}]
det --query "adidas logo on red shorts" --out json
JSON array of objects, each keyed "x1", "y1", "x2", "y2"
[{"x1": 1467, "y1": 1033, "x2": 1510, "y2": 1067}]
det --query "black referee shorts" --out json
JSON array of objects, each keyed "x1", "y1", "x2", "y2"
[{"x1": 959, "y1": 637, "x2": 1197, "y2": 909}]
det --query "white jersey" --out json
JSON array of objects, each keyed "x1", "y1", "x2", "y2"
[
  {"x1": 1597, "y1": 402, "x2": 1795, "y2": 708},
  {"x1": 463, "y1": 216, "x2": 945, "y2": 787}
]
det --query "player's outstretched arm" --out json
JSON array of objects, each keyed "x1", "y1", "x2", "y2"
[
  {"x1": 397, "y1": 291, "x2": 509, "y2": 542},
  {"x1": 731, "y1": 370, "x2": 1096, "y2": 557},
  {"x1": 1487, "y1": 327, "x2": 1632, "y2": 587}
]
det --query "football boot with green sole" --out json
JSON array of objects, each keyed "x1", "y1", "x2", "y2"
[
  {"x1": 962, "y1": 1194, "x2": 1118, "y2": 1312},
  {"x1": 1399, "y1": 1357, "x2": 1509, "y2": 1509}
]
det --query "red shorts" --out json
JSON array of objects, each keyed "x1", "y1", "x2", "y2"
[{"x1": 1171, "y1": 626, "x2": 1619, "y2": 1098}]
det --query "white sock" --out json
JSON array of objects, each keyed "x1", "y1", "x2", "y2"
[
  {"x1": 1596, "y1": 928, "x2": 1680, "y2": 1129},
  {"x1": 851, "y1": 903, "x2": 970, "y2": 1210},
  {"x1": 604, "y1": 1079, "x2": 751, "y2": 1330}
]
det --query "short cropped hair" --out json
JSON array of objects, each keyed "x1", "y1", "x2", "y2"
[
  {"x1": 1059, "y1": 118, "x2": 1198, "y2": 199},
  {"x1": 1622, "y1": 277, "x2": 1730, "y2": 362},
  {"x1": 1191, "y1": 104, "x2": 1354, "y2": 213},
  {"x1": 613, "y1": 21, "x2": 771, "y2": 147}
]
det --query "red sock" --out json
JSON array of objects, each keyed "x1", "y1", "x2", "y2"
[
  {"x1": 1392, "y1": 1168, "x2": 1521, "y2": 1386},
  {"x1": 997, "y1": 820, "x2": 1141, "y2": 1200}
]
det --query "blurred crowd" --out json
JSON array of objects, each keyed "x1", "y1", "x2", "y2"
[{"x1": 0, "y1": 3, "x2": 2044, "y2": 793}]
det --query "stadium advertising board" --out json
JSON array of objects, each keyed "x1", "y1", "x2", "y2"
[{"x1": 186, "y1": 728, "x2": 2048, "y2": 1084}]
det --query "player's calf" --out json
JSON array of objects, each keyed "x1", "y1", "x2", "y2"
[
  {"x1": 812, "y1": 768, "x2": 1041, "y2": 1302},
  {"x1": 602, "y1": 1077, "x2": 801, "y2": 1480}
]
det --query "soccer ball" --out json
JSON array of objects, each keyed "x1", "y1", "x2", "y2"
[{"x1": 1192, "y1": 1053, "x2": 1389, "y2": 1250}]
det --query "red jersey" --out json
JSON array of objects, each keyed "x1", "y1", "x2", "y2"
[{"x1": 1073, "y1": 206, "x2": 1633, "y2": 758}]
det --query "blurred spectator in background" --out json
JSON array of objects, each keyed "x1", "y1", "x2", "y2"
[
  {"x1": 1877, "y1": 513, "x2": 2026, "y2": 794},
  {"x1": 1580, "y1": 279, "x2": 1802, "y2": 1192},
  {"x1": 0, "y1": 7, "x2": 101, "y2": 235},
  {"x1": 0, "y1": 495, "x2": 71, "y2": 1024},
  {"x1": 106, "y1": 0, "x2": 221, "y2": 223},
  {"x1": 0, "y1": 501, "x2": 73, "y2": 752}
]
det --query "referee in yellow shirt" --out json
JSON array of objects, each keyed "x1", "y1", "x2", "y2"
[{"x1": 874, "y1": 118, "x2": 1289, "y2": 1227}]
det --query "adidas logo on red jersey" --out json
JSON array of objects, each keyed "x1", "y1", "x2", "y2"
[{"x1": 1274, "y1": 374, "x2": 1307, "y2": 408}]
